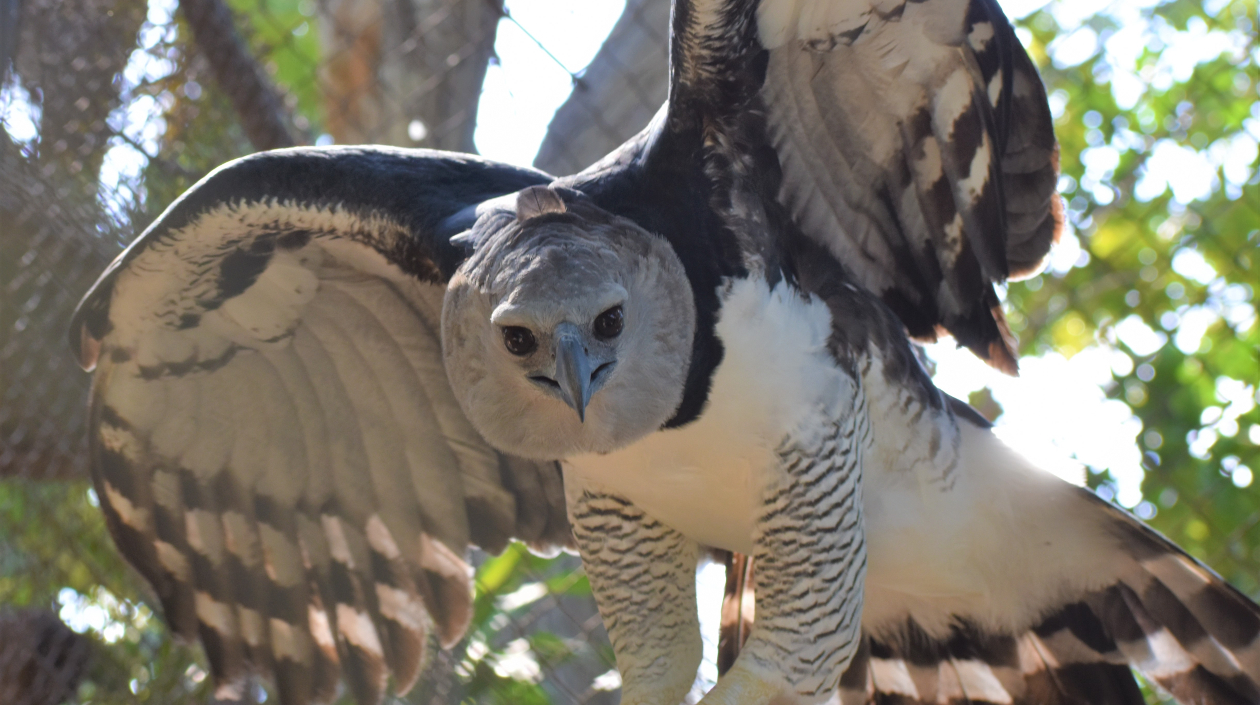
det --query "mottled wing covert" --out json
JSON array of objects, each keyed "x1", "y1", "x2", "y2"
[{"x1": 70, "y1": 147, "x2": 570, "y2": 705}]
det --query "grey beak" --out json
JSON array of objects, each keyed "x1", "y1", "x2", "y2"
[{"x1": 555, "y1": 332, "x2": 592, "y2": 422}]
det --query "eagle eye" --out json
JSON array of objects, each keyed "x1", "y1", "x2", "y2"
[
  {"x1": 502, "y1": 326, "x2": 537, "y2": 356},
  {"x1": 594, "y1": 305, "x2": 624, "y2": 340}
]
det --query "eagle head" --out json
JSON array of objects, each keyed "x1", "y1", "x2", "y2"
[{"x1": 442, "y1": 185, "x2": 696, "y2": 459}]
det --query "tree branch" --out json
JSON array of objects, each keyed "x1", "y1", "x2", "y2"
[
  {"x1": 179, "y1": 0, "x2": 297, "y2": 151},
  {"x1": 533, "y1": 0, "x2": 668, "y2": 175}
]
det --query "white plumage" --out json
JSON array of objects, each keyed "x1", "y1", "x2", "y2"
[{"x1": 566, "y1": 276, "x2": 850, "y2": 555}]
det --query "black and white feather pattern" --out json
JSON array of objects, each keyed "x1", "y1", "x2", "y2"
[
  {"x1": 569, "y1": 492, "x2": 705, "y2": 696},
  {"x1": 789, "y1": 246, "x2": 1260, "y2": 704},
  {"x1": 663, "y1": 0, "x2": 1062, "y2": 372},
  {"x1": 837, "y1": 493, "x2": 1260, "y2": 705},
  {"x1": 764, "y1": 0, "x2": 1060, "y2": 372},
  {"x1": 73, "y1": 148, "x2": 571, "y2": 704}
]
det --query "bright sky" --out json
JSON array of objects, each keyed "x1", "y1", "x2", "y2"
[{"x1": 2, "y1": 0, "x2": 1255, "y2": 695}]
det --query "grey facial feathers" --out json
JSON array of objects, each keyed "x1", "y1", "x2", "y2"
[{"x1": 441, "y1": 197, "x2": 695, "y2": 459}]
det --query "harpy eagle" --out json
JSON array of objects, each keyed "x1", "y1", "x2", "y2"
[{"x1": 70, "y1": 0, "x2": 1260, "y2": 703}]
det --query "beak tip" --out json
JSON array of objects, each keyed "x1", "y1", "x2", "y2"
[{"x1": 555, "y1": 334, "x2": 593, "y2": 424}]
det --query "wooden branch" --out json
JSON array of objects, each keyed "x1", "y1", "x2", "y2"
[
  {"x1": 179, "y1": 0, "x2": 297, "y2": 151},
  {"x1": 533, "y1": 0, "x2": 669, "y2": 175}
]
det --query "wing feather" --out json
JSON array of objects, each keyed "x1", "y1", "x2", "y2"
[
  {"x1": 666, "y1": 0, "x2": 1060, "y2": 370},
  {"x1": 756, "y1": 0, "x2": 1061, "y2": 371},
  {"x1": 843, "y1": 430, "x2": 1260, "y2": 705},
  {"x1": 72, "y1": 147, "x2": 565, "y2": 705}
]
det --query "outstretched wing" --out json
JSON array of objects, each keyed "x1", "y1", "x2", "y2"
[
  {"x1": 70, "y1": 146, "x2": 567, "y2": 705},
  {"x1": 840, "y1": 419, "x2": 1260, "y2": 705},
  {"x1": 842, "y1": 500, "x2": 1260, "y2": 704},
  {"x1": 669, "y1": 0, "x2": 1062, "y2": 372}
]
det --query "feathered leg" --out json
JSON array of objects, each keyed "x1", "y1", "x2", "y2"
[
  {"x1": 704, "y1": 379, "x2": 871, "y2": 705},
  {"x1": 569, "y1": 490, "x2": 704, "y2": 705}
]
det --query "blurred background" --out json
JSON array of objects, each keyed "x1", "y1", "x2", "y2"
[{"x1": 0, "y1": 0, "x2": 1256, "y2": 702}]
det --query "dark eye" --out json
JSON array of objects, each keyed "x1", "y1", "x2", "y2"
[
  {"x1": 594, "y1": 305, "x2": 624, "y2": 340},
  {"x1": 502, "y1": 326, "x2": 537, "y2": 356}
]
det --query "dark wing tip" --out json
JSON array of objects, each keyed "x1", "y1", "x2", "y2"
[
  {"x1": 1003, "y1": 43, "x2": 1066, "y2": 281},
  {"x1": 1006, "y1": 157, "x2": 1067, "y2": 281},
  {"x1": 945, "y1": 298, "x2": 1021, "y2": 376},
  {"x1": 417, "y1": 534, "x2": 474, "y2": 649}
]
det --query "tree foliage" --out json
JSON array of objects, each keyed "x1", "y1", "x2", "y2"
[{"x1": 1006, "y1": 0, "x2": 1259, "y2": 596}]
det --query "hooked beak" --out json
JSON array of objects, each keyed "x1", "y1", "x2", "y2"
[{"x1": 555, "y1": 332, "x2": 593, "y2": 422}]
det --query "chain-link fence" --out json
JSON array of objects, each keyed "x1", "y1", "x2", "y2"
[
  {"x1": 0, "y1": 608, "x2": 91, "y2": 705},
  {"x1": 2, "y1": 0, "x2": 1258, "y2": 703}
]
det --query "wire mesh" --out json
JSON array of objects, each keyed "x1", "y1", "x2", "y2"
[
  {"x1": 0, "y1": 608, "x2": 92, "y2": 705},
  {"x1": 1, "y1": 0, "x2": 1257, "y2": 703}
]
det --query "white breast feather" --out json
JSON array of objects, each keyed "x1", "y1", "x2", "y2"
[{"x1": 564, "y1": 277, "x2": 848, "y2": 554}]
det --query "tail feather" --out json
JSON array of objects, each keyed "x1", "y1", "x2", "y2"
[{"x1": 718, "y1": 551, "x2": 755, "y2": 676}]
